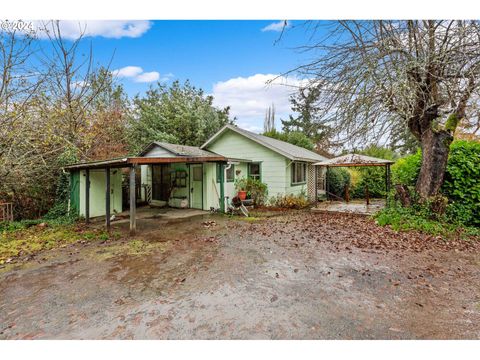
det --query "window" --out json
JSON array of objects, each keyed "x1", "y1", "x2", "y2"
[
  {"x1": 248, "y1": 163, "x2": 261, "y2": 181},
  {"x1": 193, "y1": 166, "x2": 202, "y2": 181},
  {"x1": 291, "y1": 162, "x2": 307, "y2": 185},
  {"x1": 226, "y1": 165, "x2": 235, "y2": 182},
  {"x1": 216, "y1": 163, "x2": 222, "y2": 183}
]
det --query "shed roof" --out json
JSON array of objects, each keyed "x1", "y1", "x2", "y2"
[
  {"x1": 201, "y1": 124, "x2": 327, "y2": 163},
  {"x1": 314, "y1": 153, "x2": 394, "y2": 167}
]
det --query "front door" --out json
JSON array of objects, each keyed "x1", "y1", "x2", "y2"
[{"x1": 189, "y1": 164, "x2": 203, "y2": 209}]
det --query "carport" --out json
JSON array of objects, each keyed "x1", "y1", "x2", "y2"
[
  {"x1": 64, "y1": 155, "x2": 227, "y2": 235},
  {"x1": 313, "y1": 154, "x2": 394, "y2": 214}
]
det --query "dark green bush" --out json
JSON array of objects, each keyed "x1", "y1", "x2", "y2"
[
  {"x1": 391, "y1": 140, "x2": 479, "y2": 226},
  {"x1": 351, "y1": 167, "x2": 387, "y2": 198},
  {"x1": 327, "y1": 168, "x2": 350, "y2": 199},
  {"x1": 442, "y1": 140, "x2": 480, "y2": 226}
]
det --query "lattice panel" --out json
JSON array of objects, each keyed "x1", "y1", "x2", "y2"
[{"x1": 307, "y1": 164, "x2": 316, "y2": 201}]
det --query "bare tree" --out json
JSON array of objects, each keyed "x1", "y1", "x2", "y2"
[{"x1": 286, "y1": 20, "x2": 480, "y2": 199}]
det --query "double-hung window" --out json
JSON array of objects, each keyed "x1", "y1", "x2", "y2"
[
  {"x1": 291, "y1": 162, "x2": 307, "y2": 185},
  {"x1": 248, "y1": 163, "x2": 261, "y2": 181}
]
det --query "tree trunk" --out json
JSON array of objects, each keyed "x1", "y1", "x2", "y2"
[{"x1": 415, "y1": 128, "x2": 453, "y2": 199}]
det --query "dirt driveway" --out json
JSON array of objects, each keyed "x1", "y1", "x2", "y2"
[{"x1": 1, "y1": 211, "x2": 479, "y2": 339}]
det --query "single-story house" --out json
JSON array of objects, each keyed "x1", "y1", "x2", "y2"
[{"x1": 65, "y1": 124, "x2": 327, "y2": 231}]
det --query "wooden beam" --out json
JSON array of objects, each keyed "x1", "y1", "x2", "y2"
[
  {"x1": 105, "y1": 168, "x2": 111, "y2": 232},
  {"x1": 129, "y1": 165, "x2": 137, "y2": 235},
  {"x1": 128, "y1": 156, "x2": 226, "y2": 165},
  {"x1": 85, "y1": 169, "x2": 90, "y2": 224}
]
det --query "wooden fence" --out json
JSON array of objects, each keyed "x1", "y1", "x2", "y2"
[{"x1": 0, "y1": 202, "x2": 14, "y2": 222}]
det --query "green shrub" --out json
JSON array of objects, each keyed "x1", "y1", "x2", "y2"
[
  {"x1": 326, "y1": 168, "x2": 350, "y2": 199},
  {"x1": 391, "y1": 140, "x2": 479, "y2": 227},
  {"x1": 235, "y1": 177, "x2": 268, "y2": 205},
  {"x1": 391, "y1": 150, "x2": 422, "y2": 186},
  {"x1": 442, "y1": 140, "x2": 480, "y2": 226},
  {"x1": 269, "y1": 193, "x2": 310, "y2": 209},
  {"x1": 375, "y1": 204, "x2": 480, "y2": 238}
]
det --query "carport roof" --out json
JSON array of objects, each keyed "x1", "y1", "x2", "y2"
[
  {"x1": 314, "y1": 153, "x2": 394, "y2": 167},
  {"x1": 63, "y1": 155, "x2": 229, "y2": 171}
]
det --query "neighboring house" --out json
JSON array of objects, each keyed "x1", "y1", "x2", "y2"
[{"x1": 66, "y1": 124, "x2": 327, "y2": 218}]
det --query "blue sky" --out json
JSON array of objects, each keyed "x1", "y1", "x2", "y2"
[{"x1": 36, "y1": 20, "x2": 319, "y2": 132}]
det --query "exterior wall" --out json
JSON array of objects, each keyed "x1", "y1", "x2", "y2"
[
  {"x1": 143, "y1": 146, "x2": 175, "y2": 158},
  {"x1": 203, "y1": 163, "x2": 219, "y2": 210},
  {"x1": 205, "y1": 130, "x2": 288, "y2": 198},
  {"x1": 78, "y1": 169, "x2": 123, "y2": 218}
]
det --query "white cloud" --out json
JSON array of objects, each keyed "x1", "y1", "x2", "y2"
[
  {"x1": 112, "y1": 66, "x2": 160, "y2": 83},
  {"x1": 212, "y1": 73, "x2": 307, "y2": 133},
  {"x1": 261, "y1": 20, "x2": 290, "y2": 32},
  {"x1": 134, "y1": 71, "x2": 160, "y2": 83},
  {"x1": 32, "y1": 20, "x2": 152, "y2": 40}
]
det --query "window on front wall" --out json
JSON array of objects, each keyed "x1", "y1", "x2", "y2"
[
  {"x1": 226, "y1": 165, "x2": 235, "y2": 182},
  {"x1": 248, "y1": 163, "x2": 261, "y2": 181},
  {"x1": 291, "y1": 162, "x2": 307, "y2": 185}
]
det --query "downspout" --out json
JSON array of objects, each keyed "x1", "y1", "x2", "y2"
[{"x1": 219, "y1": 162, "x2": 225, "y2": 213}]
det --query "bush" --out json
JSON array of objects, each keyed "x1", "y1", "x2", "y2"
[
  {"x1": 391, "y1": 140, "x2": 479, "y2": 226},
  {"x1": 235, "y1": 177, "x2": 268, "y2": 205},
  {"x1": 375, "y1": 203, "x2": 480, "y2": 238},
  {"x1": 269, "y1": 193, "x2": 310, "y2": 209},
  {"x1": 391, "y1": 150, "x2": 422, "y2": 186},
  {"x1": 442, "y1": 140, "x2": 480, "y2": 226},
  {"x1": 326, "y1": 168, "x2": 350, "y2": 199}
]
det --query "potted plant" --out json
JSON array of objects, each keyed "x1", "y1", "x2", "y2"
[{"x1": 234, "y1": 177, "x2": 248, "y2": 200}]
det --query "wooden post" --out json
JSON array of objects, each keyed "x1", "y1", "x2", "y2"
[
  {"x1": 129, "y1": 165, "x2": 137, "y2": 235},
  {"x1": 386, "y1": 164, "x2": 391, "y2": 207},
  {"x1": 325, "y1": 166, "x2": 329, "y2": 201},
  {"x1": 105, "y1": 168, "x2": 111, "y2": 231},
  {"x1": 85, "y1": 169, "x2": 90, "y2": 224},
  {"x1": 345, "y1": 183, "x2": 350, "y2": 203},
  {"x1": 365, "y1": 185, "x2": 370, "y2": 205}
]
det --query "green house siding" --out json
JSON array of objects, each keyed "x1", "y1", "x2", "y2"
[
  {"x1": 205, "y1": 130, "x2": 288, "y2": 197},
  {"x1": 69, "y1": 171, "x2": 81, "y2": 216},
  {"x1": 78, "y1": 169, "x2": 123, "y2": 218}
]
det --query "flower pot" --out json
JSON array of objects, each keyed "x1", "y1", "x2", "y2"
[{"x1": 238, "y1": 191, "x2": 247, "y2": 200}]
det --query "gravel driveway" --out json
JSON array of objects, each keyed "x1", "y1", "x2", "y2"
[{"x1": 1, "y1": 211, "x2": 479, "y2": 339}]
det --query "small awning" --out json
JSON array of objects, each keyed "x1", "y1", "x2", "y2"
[{"x1": 314, "y1": 153, "x2": 394, "y2": 167}]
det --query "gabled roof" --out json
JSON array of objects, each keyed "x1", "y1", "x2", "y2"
[
  {"x1": 314, "y1": 153, "x2": 394, "y2": 167},
  {"x1": 139, "y1": 141, "x2": 221, "y2": 158},
  {"x1": 201, "y1": 124, "x2": 327, "y2": 163}
]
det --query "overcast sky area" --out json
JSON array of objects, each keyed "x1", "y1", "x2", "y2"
[{"x1": 30, "y1": 20, "x2": 321, "y2": 133}]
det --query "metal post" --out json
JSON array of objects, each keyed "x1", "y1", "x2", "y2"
[
  {"x1": 85, "y1": 169, "x2": 90, "y2": 224},
  {"x1": 129, "y1": 165, "x2": 137, "y2": 235},
  {"x1": 105, "y1": 168, "x2": 111, "y2": 231}
]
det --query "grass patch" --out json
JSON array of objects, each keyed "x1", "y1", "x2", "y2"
[
  {"x1": 89, "y1": 239, "x2": 168, "y2": 261},
  {"x1": 374, "y1": 206, "x2": 480, "y2": 239},
  {"x1": 0, "y1": 223, "x2": 112, "y2": 263}
]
